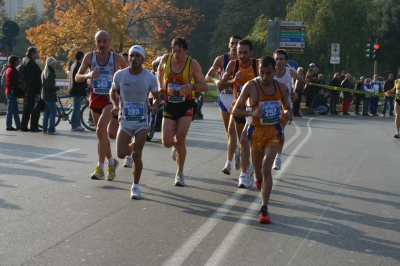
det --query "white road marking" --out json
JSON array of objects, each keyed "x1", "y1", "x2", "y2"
[
  {"x1": 162, "y1": 122, "x2": 304, "y2": 266},
  {"x1": 24, "y1": 149, "x2": 80, "y2": 163},
  {"x1": 205, "y1": 119, "x2": 313, "y2": 266}
]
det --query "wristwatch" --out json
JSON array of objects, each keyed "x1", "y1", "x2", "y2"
[{"x1": 192, "y1": 84, "x2": 197, "y2": 91}]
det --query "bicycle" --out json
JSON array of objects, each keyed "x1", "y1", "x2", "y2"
[{"x1": 38, "y1": 95, "x2": 96, "y2": 131}]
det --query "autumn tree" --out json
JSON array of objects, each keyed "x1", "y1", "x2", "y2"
[{"x1": 27, "y1": 0, "x2": 201, "y2": 65}]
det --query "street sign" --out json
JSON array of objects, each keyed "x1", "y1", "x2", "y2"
[
  {"x1": 286, "y1": 60, "x2": 299, "y2": 70},
  {"x1": 2, "y1": 21, "x2": 19, "y2": 37},
  {"x1": 330, "y1": 57, "x2": 340, "y2": 64},
  {"x1": 331, "y1": 43, "x2": 340, "y2": 57},
  {"x1": 279, "y1": 21, "x2": 306, "y2": 54}
]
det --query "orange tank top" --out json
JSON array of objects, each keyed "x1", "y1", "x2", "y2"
[
  {"x1": 232, "y1": 59, "x2": 258, "y2": 99},
  {"x1": 250, "y1": 78, "x2": 284, "y2": 127}
]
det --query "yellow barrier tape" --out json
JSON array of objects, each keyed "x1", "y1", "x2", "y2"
[{"x1": 307, "y1": 82, "x2": 396, "y2": 98}]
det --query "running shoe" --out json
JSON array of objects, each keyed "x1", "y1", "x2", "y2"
[
  {"x1": 222, "y1": 163, "x2": 231, "y2": 175},
  {"x1": 130, "y1": 186, "x2": 142, "y2": 199},
  {"x1": 273, "y1": 157, "x2": 281, "y2": 170},
  {"x1": 394, "y1": 134, "x2": 400, "y2": 139},
  {"x1": 258, "y1": 208, "x2": 271, "y2": 224},
  {"x1": 48, "y1": 131, "x2": 60, "y2": 135},
  {"x1": 91, "y1": 166, "x2": 104, "y2": 180},
  {"x1": 106, "y1": 159, "x2": 119, "y2": 181},
  {"x1": 124, "y1": 156, "x2": 134, "y2": 168},
  {"x1": 87, "y1": 119, "x2": 94, "y2": 126},
  {"x1": 71, "y1": 126, "x2": 85, "y2": 132},
  {"x1": 238, "y1": 173, "x2": 248, "y2": 188},
  {"x1": 174, "y1": 172, "x2": 185, "y2": 186},
  {"x1": 246, "y1": 165, "x2": 254, "y2": 188},
  {"x1": 233, "y1": 147, "x2": 240, "y2": 170},
  {"x1": 256, "y1": 179, "x2": 262, "y2": 191},
  {"x1": 171, "y1": 146, "x2": 177, "y2": 161}
]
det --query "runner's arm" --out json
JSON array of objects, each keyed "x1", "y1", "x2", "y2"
[
  {"x1": 191, "y1": 59, "x2": 209, "y2": 93},
  {"x1": 232, "y1": 82, "x2": 257, "y2": 117},
  {"x1": 205, "y1": 56, "x2": 223, "y2": 84},
  {"x1": 110, "y1": 86, "x2": 119, "y2": 108},
  {"x1": 279, "y1": 83, "x2": 293, "y2": 123},
  {"x1": 218, "y1": 61, "x2": 237, "y2": 91},
  {"x1": 115, "y1": 54, "x2": 129, "y2": 69},
  {"x1": 290, "y1": 69, "x2": 303, "y2": 91},
  {"x1": 157, "y1": 54, "x2": 168, "y2": 93},
  {"x1": 75, "y1": 52, "x2": 93, "y2": 82}
]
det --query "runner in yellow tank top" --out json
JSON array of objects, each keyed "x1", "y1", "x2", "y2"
[
  {"x1": 385, "y1": 80, "x2": 400, "y2": 138},
  {"x1": 219, "y1": 39, "x2": 258, "y2": 189},
  {"x1": 157, "y1": 37, "x2": 209, "y2": 186},
  {"x1": 232, "y1": 56, "x2": 293, "y2": 224}
]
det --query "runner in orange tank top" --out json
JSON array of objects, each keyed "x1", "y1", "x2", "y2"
[{"x1": 232, "y1": 56, "x2": 293, "y2": 224}]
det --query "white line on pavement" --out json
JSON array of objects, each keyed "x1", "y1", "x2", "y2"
[
  {"x1": 204, "y1": 119, "x2": 314, "y2": 266},
  {"x1": 162, "y1": 121, "x2": 304, "y2": 266},
  {"x1": 24, "y1": 149, "x2": 80, "y2": 163}
]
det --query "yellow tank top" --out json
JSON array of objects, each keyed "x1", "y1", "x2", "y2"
[
  {"x1": 232, "y1": 59, "x2": 258, "y2": 99},
  {"x1": 163, "y1": 54, "x2": 194, "y2": 103},
  {"x1": 396, "y1": 80, "x2": 400, "y2": 99},
  {"x1": 250, "y1": 78, "x2": 284, "y2": 126}
]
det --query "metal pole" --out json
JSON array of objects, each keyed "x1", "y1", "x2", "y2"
[{"x1": 374, "y1": 61, "x2": 377, "y2": 75}]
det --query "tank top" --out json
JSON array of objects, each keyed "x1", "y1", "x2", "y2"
[
  {"x1": 274, "y1": 67, "x2": 292, "y2": 94},
  {"x1": 396, "y1": 80, "x2": 400, "y2": 100},
  {"x1": 90, "y1": 52, "x2": 115, "y2": 95},
  {"x1": 249, "y1": 78, "x2": 284, "y2": 127},
  {"x1": 232, "y1": 59, "x2": 258, "y2": 99},
  {"x1": 163, "y1": 53, "x2": 194, "y2": 103},
  {"x1": 220, "y1": 54, "x2": 233, "y2": 95}
]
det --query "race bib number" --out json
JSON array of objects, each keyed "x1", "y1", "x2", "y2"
[
  {"x1": 259, "y1": 101, "x2": 282, "y2": 125},
  {"x1": 123, "y1": 102, "x2": 144, "y2": 122},
  {"x1": 222, "y1": 87, "x2": 233, "y2": 94},
  {"x1": 93, "y1": 74, "x2": 112, "y2": 94},
  {"x1": 236, "y1": 85, "x2": 243, "y2": 96},
  {"x1": 167, "y1": 83, "x2": 185, "y2": 103}
]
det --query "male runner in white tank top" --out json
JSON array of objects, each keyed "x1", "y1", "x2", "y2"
[{"x1": 273, "y1": 49, "x2": 303, "y2": 170}]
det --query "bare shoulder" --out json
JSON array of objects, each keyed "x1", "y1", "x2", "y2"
[{"x1": 190, "y1": 58, "x2": 202, "y2": 71}]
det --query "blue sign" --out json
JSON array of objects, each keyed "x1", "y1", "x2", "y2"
[
  {"x1": 280, "y1": 37, "x2": 305, "y2": 42},
  {"x1": 286, "y1": 60, "x2": 299, "y2": 70}
]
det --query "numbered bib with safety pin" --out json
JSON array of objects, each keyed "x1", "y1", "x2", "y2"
[
  {"x1": 123, "y1": 102, "x2": 144, "y2": 122},
  {"x1": 167, "y1": 83, "x2": 185, "y2": 103},
  {"x1": 259, "y1": 101, "x2": 282, "y2": 125},
  {"x1": 93, "y1": 74, "x2": 112, "y2": 94},
  {"x1": 222, "y1": 87, "x2": 233, "y2": 94}
]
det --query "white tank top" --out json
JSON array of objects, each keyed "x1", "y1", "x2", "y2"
[
  {"x1": 274, "y1": 67, "x2": 292, "y2": 94},
  {"x1": 90, "y1": 52, "x2": 115, "y2": 94}
]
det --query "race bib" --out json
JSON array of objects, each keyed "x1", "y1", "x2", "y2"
[
  {"x1": 167, "y1": 83, "x2": 185, "y2": 103},
  {"x1": 123, "y1": 101, "x2": 144, "y2": 122},
  {"x1": 397, "y1": 90, "x2": 400, "y2": 99},
  {"x1": 259, "y1": 101, "x2": 282, "y2": 125},
  {"x1": 236, "y1": 85, "x2": 243, "y2": 96},
  {"x1": 222, "y1": 87, "x2": 233, "y2": 94},
  {"x1": 93, "y1": 74, "x2": 112, "y2": 94}
]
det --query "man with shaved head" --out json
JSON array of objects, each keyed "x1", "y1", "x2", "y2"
[{"x1": 76, "y1": 30, "x2": 128, "y2": 181}]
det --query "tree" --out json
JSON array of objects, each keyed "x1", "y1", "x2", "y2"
[{"x1": 26, "y1": 0, "x2": 202, "y2": 65}]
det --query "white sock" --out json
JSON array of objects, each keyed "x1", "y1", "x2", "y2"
[
  {"x1": 240, "y1": 172, "x2": 246, "y2": 176},
  {"x1": 126, "y1": 155, "x2": 132, "y2": 159},
  {"x1": 108, "y1": 157, "x2": 115, "y2": 166},
  {"x1": 97, "y1": 162, "x2": 104, "y2": 168},
  {"x1": 132, "y1": 183, "x2": 139, "y2": 189},
  {"x1": 276, "y1": 154, "x2": 282, "y2": 159},
  {"x1": 227, "y1": 160, "x2": 232, "y2": 166}
]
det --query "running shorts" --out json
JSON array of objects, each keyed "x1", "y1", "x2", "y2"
[
  {"x1": 163, "y1": 100, "x2": 196, "y2": 121},
  {"x1": 248, "y1": 124, "x2": 283, "y2": 152},
  {"x1": 218, "y1": 94, "x2": 234, "y2": 113}
]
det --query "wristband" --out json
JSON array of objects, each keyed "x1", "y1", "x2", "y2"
[{"x1": 192, "y1": 84, "x2": 197, "y2": 91}]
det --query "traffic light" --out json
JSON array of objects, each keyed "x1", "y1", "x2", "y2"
[
  {"x1": 373, "y1": 43, "x2": 380, "y2": 61},
  {"x1": 366, "y1": 43, "x2": 373, "y2": 59}
]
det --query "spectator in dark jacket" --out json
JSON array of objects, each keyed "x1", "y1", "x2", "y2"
[
  {"x1": 5, "y1": 55, "x2": 21, "y2": 130},
  {"x1": 362, "y1": 78, "x2": 374, "y2": 116},
  {"x1": 311, "y1": 88, "x2": 329, "y2": 115},
  {"x1": 382, "y1": 73, "x2": 395, "y2": 116},
  {"x1": 340, "y1": 73, "x2": 354, "y2": 115},
  {"x1": 68, "y1": 51, "x2": 86, "y2": 131},
  {"x1": 41, "y1": 57, "x2": 60, "y2": 135},
  {"x1": 304, "y1": 68, "x2": 316, "y2": 107},
  {"x1": 20, "y1": 46, "x2": 42, "y2": 132},
  {"x1": 329, "y1": 72, "x2": 341, "y2": 114},
  {"x1": 354, "y1": 76, "x2": 365, "y2": 115}
]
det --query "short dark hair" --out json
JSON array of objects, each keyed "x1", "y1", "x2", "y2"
[
  {"x1": 8, "y1": 55, "x2": 19, "y2": 68},
  {"x1": 171, "y1": 37, "x2": 188, "y2": 50},
  {"x1": 230, "y1": 35, "x2": 242, "y2": 40},
  {"x1": 238, "y1": 39, "x2": 253, "y2": 51},
  {"x1": 259, "y1": 56, "x2": 276, "y2": 69},
  {"x1": 274, "y1": 49, "x2": 288, "y2": 60},
  {"x1": 75, "y1": 50, "x2": 84, "y2": 61},
  {"x1": 26, "y1": 46, "x2": 37, "y2": 57},
  {"x1": 121, "y1": 52, "x2": 128, "y2": 57}
]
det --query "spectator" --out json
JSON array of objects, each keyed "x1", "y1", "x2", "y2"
[
  {"x1": 340, "y1": 71, "x2": 346, "y2": 82},
  {"x1": 121, "y1": 52, "x2": 129, "y2": 64},
  {"x1": 68, "y1": 51, "x2": 86, "y2": 131},
  {"x1": 5, "y1": 55, "x2": 21, "y2": 130},
  {"x1": 20, "y1": 46, "x2": 42, "y2": 132},
  {"x1": 293, "y1": 67, "x2": 304, "y2": 117},
  {"x1": 382, "y1": 73, "x2": 394, "y2": 116},
  {"x1": 370, "y1": 74, "x2": 381, "y2": 116},
  {"x1": 329, "y1": 72, "x2": 341, "y2": 114},
  {"x1": 340, "y1": 73, "x2": 353, "y2": 115},
  {"x1": 362, "y1": 78, "x2": 374, "y2": 116},
  {"x1": 304, "y1": 68, "x2": 316, "y2": 107},
  {"x1": 311, "y1": 88, "x2": 329, "y2": 115},
  {"x1": 1, "y1": 64, "x2": 8, "y2": 104},
  {"x1": 354, "y1": 76, "x2": 365, "y2": 115},
  {"x1": 41, "y1": 57, "x2": 60, "y2": 135}
]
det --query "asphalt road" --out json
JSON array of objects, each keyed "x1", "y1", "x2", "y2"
[{"x1": 0, "y1": 105, "x2": 399, "y2": 266}]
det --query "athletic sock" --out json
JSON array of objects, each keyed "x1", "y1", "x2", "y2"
[
  {"x1": 132, "y1": 183, "x2": 139, "y2": 189},
  {"x1": 276, "y1": 154, "x2": 282, "y2": 159},
  {"x1": 177, "y1": 171, "x2": 184, "y2": 175},
  {"x1": 126, "y1": 155, "x2": 132, "y2": 159},
  {"x1": 97, "y1": 162, "x2": 104, "y2": 168},
  {"x1": 108, "y1": 157, "x2": 115, "y2": 166},
  {"x1": 240, "y1": 172, "x2": 246, "y2": 176},
  {"x1": 261, "y1": 205, "x2": 268, "y2": 212},
  {"x1": 227, "y1": 160, "x2": 232, "y2": 166}
]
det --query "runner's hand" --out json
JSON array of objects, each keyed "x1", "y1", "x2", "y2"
[
  {"x1": 251, "y1": 107, "x2": 264, "y2": 118},
  {"x1": 291, "y1": 91, "x2": 298, "y2": 101},
  {"x1": 89, "y1": 68, "x2": 100, "y2": 79},
  {"x1": 111, "y1": 106, "x2": 119, "y2": 116},
  {"x1": 151, "y1": 105, "x2": 159, "y2": 115},
  {"x1": 233, "y1": 71, "x2": 243, "y2": 83},
  {"x1": 284, "y1": 111, "x2": 293, "y2": 124},
  {"x1": 180, "y1": 82, "x2": 193, "y2": 96}
]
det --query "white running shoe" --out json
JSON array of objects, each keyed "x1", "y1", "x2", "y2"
[
  {"x1": 233, "y1": 147, "x2": 240, "y2": 170},
  {"x1": 238, "y1": 173, "x2": 248, "y2": 188},
  {"x1": 246, "y1": 164, "x2": 254, "y2": 188},
  {"x1": 174, "y1": 172, "x2": 185, "y2": 186},
  {"x1": 171, "y1": 146, "x2": 177, "y2": 161},
  {"x1": 222, "y1": 163, "x2": 231, "y2": 175},
  {"x1": 124, "y1": 156, "x2": 134, "y2": 168},
  {"x1": 130, "y1": 186, "x2": 141, "y2": 199},
  {"x1": 273, "y1": 157, "x2": 281, "y2": 170}
]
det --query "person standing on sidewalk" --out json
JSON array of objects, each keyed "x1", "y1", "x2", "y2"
[
  {"x1": 20, "y1": 47, "x2": 42, "y2": 132},
  {"x1": 382, "y1": 73, "x2": 395, "y2": 116},
  {"x1": 340, "y1": 73, "x2": 354, "y2": 115},
  {"x1": 5, "y1": 55, "x2": 21, "y2": 131},
  {"x1": 370, "y1": 74, "x2": 382, "y2": 116},
  {"x1": 68, "y1": 50, "x2": 86, "y2": 132}
]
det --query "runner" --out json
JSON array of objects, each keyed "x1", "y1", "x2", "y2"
[
  {"x1": 232, "y1": 55, "x2": 293, "y2": 223},
  {"x1": 75, "y1": 30, "x2": 128, "y2": 181},
  {"x1": 157, "y1": 37, "x2": 208, "y2": 186},
  {"x1": 110, "y1": 45, "x2": 160, "y2": 199},
  {"x1": 205, "y1": 35, "x2": 242, "y2": 175},
  {"x1": 219, "y1": 39, "x2": 258, "y2": 188},
  {"x1": 273, "y1": 49, "x2": 302, "y2": 170},
  {"x1": 385, "y1": 79, "x2": 400, "y2": 138}
]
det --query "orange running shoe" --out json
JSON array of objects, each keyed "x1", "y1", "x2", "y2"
[
  {"x1": 258, "y1": 209, "x2": 271, "y2": 224},
  {"x1": 256, "y1": 179, "x2": 262, "y2": 191}
]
